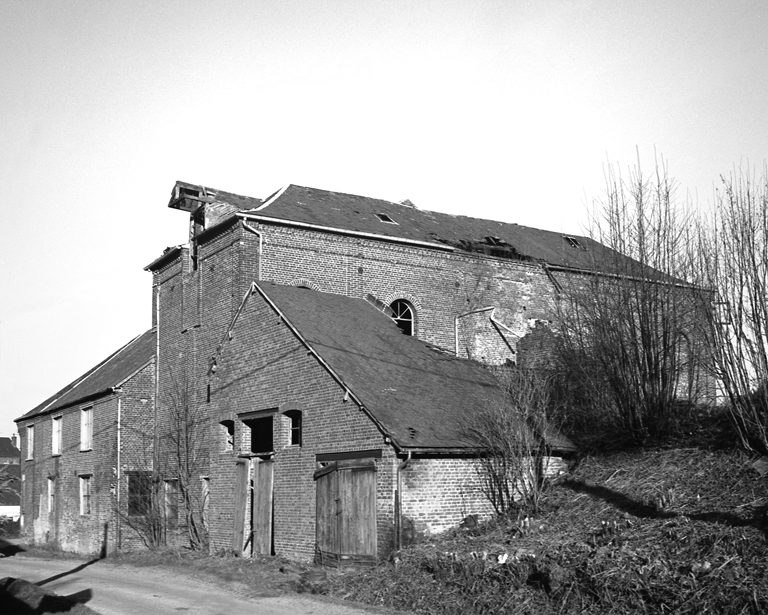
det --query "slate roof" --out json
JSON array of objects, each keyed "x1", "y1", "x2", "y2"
[
  {"x1": 0, "y1": 438, "x2": 19, "y2": 460},
  {"x1": 240, "y1": 184, "x2": 627, "y2": 273},
  {"x1": 255, "y1": 283, "x2": 574, "y2": 453},
  {"x1": 16, "y1": 329, "x2": 155, "y2": 422}
]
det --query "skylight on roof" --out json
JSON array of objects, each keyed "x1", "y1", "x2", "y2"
[
  {"x1": 563, "y1": 236, "x2": 586, "y2": 250},
  {"x1": 375, "y1": 213, "x2": 397, "y2": 224}
]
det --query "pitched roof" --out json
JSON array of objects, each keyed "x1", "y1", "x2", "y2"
[
  {"x1": 0, "y1": 438, "x2": 19, "y2": 459},
  {"x1": 252, "y1": 283, "x2": 574, "y2": 453},
  {"x1": 239, "y1": 184, "x2": 623, "y2": 272},
  {"x1": 16, "y1": 329, "x2": 155, "y2": 422}
]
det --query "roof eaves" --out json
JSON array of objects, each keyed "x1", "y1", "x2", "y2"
[
  {"x1": 16, "y1": 388, "x2": 115, "y2": 423},
  {"x1": 238, "y1": 212, "x2": 454, "y2": 252},
  {"x1": 144, "y1": 245, "x2": 185, "y2": 272}
]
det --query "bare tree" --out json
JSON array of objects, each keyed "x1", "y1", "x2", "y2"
[
  {"x1": 468, "y1": 369, "x2": 556, "y2": 514},
  {"x1": 555, "y1": 156, "x2": 708, "y2": 445},
  {"x1": 160, "y1": 364, "x2": 209, "y2": 550},
  {"x1": 694, "y1": 166, "x2": 768, "y2": 453}
]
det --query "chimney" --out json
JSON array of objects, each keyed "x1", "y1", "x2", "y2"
[{"x1": 11, "y1": 434, "x2": 17, "y2": 448}]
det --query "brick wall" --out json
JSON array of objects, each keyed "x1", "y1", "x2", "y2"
[{"x1": 15, "y1": 362, "x2": 155, "y2": 555}]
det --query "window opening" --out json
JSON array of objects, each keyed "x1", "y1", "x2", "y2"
[
  {"x1": 206, "y1": 384, "x2": 211, "y2": 403},
  {"x1": 80, "y1": 476, "x2": 92, "y2": 515},
  {"x1": 52, "y1": 416, "x2": 62, "y2": 456},
  {"x1": 164, "y1": 480, "x2": 179, "y2": 530},
  {"x1": 26, "y1": 425, "x2": 34, "y2": 460},
  {"x1": 128, "y1": 472, "x2": 152, "y2": 516},
  {"x1": 284, "y1": 410, "x2": 302, "y2": 446},
  {"x1": 390, "y1": 299, "x2": 415, "y2": 336},
  {"x1": 243, "y1": 416, "x2": 273, "y2": 455},
  {"x1": 375, "y1": 212, "x2": 397, "y2": 224},
  {"x1": 80, "y1": 406, "x2": 92, "y2": 451},
  {"x1": 220, "y1": 420, "x2": 234, "y2": 452}
]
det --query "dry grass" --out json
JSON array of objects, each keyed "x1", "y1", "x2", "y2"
[{"x1": 328, "y1": 448, "x2": 768, "y2": 614}]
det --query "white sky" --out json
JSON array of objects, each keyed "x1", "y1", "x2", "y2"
[{"x1": 1, "y1": 0, "x2": 766, "y2": 435}]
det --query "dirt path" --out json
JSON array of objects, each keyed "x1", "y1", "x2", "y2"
[{"x1": 0, "y1": 553, "x2": 393, "y2": 615}]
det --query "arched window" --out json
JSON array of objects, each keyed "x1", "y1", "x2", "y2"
[
  {"x1": 284, "y1": 410, "x2": 302, "y2": 446},
  {"x1": 390, "y1": 299, "x2": 415, "y2": 336}
]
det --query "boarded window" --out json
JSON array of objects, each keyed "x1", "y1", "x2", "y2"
[
  {"x1": 128, "y1": 472, "x2": 152, "y2": 516},
  {"x1": 164, "y1": 480, "x2": 179, "y2": 530},
  {"x1": 80, "y1": 407, "x2": 92, "y2": 451},
  {"x1": 80, "y1": 476, "x2": 91, "y2": 515},
  {"x1": 51, "y1": 416, "x2": 62, "y2": 456},
  {"x1": 26, "y1": 425, "x2": 34, "y2": 460}
]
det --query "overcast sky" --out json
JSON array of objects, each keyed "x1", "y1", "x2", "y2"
[{"x1": 1, "y1": 0, "x2": 766, "y2": 436}]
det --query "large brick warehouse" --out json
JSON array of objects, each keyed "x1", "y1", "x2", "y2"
[{"x1": 16, "y1": 180, "x2": 702, "y2": 560}]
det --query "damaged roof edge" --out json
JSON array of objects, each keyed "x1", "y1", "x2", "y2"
[{"x1": 239, "y1": 212, "x2": 455, "y2": 252}]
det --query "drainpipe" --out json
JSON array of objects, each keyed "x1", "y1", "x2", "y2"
[
  {"x1": 115, "y1": 389, "x2": 122, "y2": 551},
  {"x1": 242, "y1": 221, "x2": 263, "y2": 281},
  {"x1": 395, "y1": 451, "x2": 412, "y2": 551}
]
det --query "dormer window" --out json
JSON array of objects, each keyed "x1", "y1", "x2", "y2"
[{"x1": 375, "y1": 213, "x2": 397, "y2": 224}]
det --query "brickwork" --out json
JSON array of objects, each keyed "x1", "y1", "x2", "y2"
[
  {"x1": 400, "y1": 458, "x2": 493, "y2": 536},
  {"x1": 207, "y1": 289, "x2": 395, "y2": 561},
  {"x1": 144, "y1": 213, "x2": 572, "y2": 560},
  {"x1": 15, "y1": 361, "x2": 155, "y2": 555}
]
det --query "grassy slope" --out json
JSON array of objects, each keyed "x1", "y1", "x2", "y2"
[{"x1": 328, "y1": 448, "x2": 768, "y2": 614}]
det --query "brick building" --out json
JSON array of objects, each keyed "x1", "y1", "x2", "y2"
[
  {"x1": 14, "y1": 330, "x2": 155, "y2": 554},
  {"x1": 17, "y1": 180, "x2": 706, "y2": 558}
]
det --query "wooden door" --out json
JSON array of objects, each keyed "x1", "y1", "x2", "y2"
[
  {"x1": 314, "y1": 460, "x2": 377, "y2": 567},
  {"x1": 251, "y1": 458, "x2": 274, "y2": 555},
  {"x1": 232, "y1": 459, "x2": 249, "y2": 552}
]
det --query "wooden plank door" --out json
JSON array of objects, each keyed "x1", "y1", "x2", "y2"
[
  {"x1": 338, "y1": 466, "x2": 377, "y2": 565},
  {"x1": 314, "y1": 460, "x2": 376, "y2": 567},
  {"x1": 232, "y1": 459, "x2": 249, "y2": 552},
  {"x1": 252, "y1": 458, "x2": 274, "y2": 555},
  {"x1": 315, "y1": 464, "x2": 339, "y2": 565}
]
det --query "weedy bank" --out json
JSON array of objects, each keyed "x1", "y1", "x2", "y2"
[{"x1": 327, "y1": 448, "x2": 768, "y2": 614}]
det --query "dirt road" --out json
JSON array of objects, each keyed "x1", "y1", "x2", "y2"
[{"x1": 0, "y1": 553, "x2": 391, "y2": 615}]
